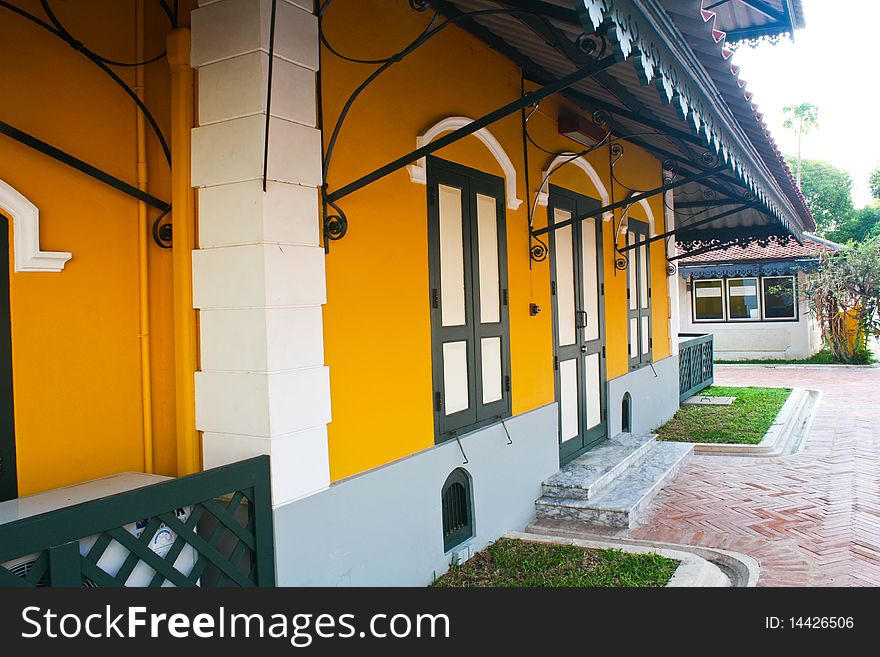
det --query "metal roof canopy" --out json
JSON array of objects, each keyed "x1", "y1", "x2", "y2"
[
  {"x1": 703, "y1": 0, "x2": 804, "y2": 43},
  {"x1": 432, "y1": 0, "x2": 814, "y2": 249},
  {"x1": 319, "y1": 0, "x2": 813, "y2": 255}
]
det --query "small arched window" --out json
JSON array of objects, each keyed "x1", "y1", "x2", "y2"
[
  {"x1": 622, "y1": 393, "x2": 632, "y2": 434},
  {"x1": 441, "y1": 469, "x2": 473, "y2": 552}
]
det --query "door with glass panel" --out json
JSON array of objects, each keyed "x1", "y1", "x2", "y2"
[
  {"x1": 627, "y1": 218, "x2": 651, "y2": 370},
  {"x1": 548, "y1": 185, "x2": 606, "y2": 463},
  {"x1": 427, "y1": 157, "x2": 511, "y2": 441}
]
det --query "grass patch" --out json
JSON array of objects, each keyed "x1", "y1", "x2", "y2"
[
  {"x1": 656, "y1": 385, "x2": 790, "y2": 445},
  {"x1": 432, "y1": 538, "x2": 678, "y2": 588},
  {"x1": 715, "y1": 348, "x2": 876, "y2": 365}
]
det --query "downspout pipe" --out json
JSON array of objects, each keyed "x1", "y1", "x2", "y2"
[
  {"x1": 167, "y1": 27, "x2": 200, "y2": 476},
  {"x1": 135, "y1": 0, "x2": 154, "y2": 473}
]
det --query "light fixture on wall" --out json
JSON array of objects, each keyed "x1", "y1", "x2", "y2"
[{"x1": 558, "y1": 112, "x2": 607, "y2": 148}]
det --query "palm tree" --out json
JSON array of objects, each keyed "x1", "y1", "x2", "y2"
[{"x1": 782, "y1": 102, "x2": 819, "y2": 189}]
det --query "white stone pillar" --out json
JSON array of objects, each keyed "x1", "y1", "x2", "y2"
[
  {"x1": 665, "y1": 190, "x2": 680, "y2": 355},
  {"x1": 190, "y1": 0, "x2": 330, "y2": 507}
]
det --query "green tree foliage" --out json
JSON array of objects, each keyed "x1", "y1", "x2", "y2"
[
  {"x1": 784, "y1": 155, "x2": 854, "y2": 233},
  {"x1": 869, "y1": 164, "x2": 880, "y2": 200},
  {"x1": 806, "y1": 238, "x2": 880, "y2": 363},
  {"x1": 826, "y1": 204, "x2": 880, "y2": 243}
]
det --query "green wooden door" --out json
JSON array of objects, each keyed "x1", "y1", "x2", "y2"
[
  {"x1": 548, "y1": 186, "x2": 607, "y2": 464},
  {"x1": 0, "y1": 214, "x2": 16, "y2": 502}
]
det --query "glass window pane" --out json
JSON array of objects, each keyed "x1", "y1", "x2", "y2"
[
  {"x1": 476, "y1": 194, "x2": 500, "y2": 324},
  {"x1": 763, "y1": 276, "x2": 796, "y2": 319},
  {"x1": 581, "y1": 217, "x2": 599, "y2": 342},
  {"x1": 559, "y1": 359, "x2": 579, "y2": 440},
  {"x1": 481, "y1": 337, "x2": 502, "y2": 404},
  {"x1": 639, "y1": 243, "x2": 648, "y2": 310},
  {"x1": 442, "y1": 341, "x2": 469, "y2": 415},
  {"x1": 728, "y1": 278, "x2": 759, "y2": 319},
  {"x1": 554, "y1": 209, "x2": 576, "y2": 346},
  {"x1": 641, "y1": 316, "x2": 650, "y2": 355},
  {"x1": 629, "y1": 318, "x2": 638, "y2": 358},
  {"x1": 627, "y1": 232, "x2": 637, "y2": 310},
  {"x1": 439, "y1": 185, "x2": 466, "y2": 327},
  {"x1": 585, "y1": 353, "x2": 601, "y2": 429},
  {"x1": 694, "y1": 280, "x2": 724, "y2": 320}
]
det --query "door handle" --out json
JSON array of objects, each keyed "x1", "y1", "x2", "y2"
[{"x1": 575, "y1": 310, "x2": 588, "y2": 329}]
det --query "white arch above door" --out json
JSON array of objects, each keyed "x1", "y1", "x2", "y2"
[
  {"x1": 0, "y1": 179, "x2": 71, "y2": 272},
  {"x1": 406, "y1": 116, "x2": 523, "y2": 210},
  {"x1": 536, "y1": 153, "x2": 613, "y2": 223},
  {"x1": 537, "y1": 153, "x2": 656, "y2": 234}
]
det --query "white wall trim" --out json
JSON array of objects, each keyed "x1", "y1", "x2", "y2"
[
  {"x1": 0, "y1": 179, "x2": 71, "y2": 272},
  {"x1": 536, "y1": 153, "x2": 613, "y2": 222},
  {"x1": 406, "y1": 116, "x2": 523, "y2": 210}
]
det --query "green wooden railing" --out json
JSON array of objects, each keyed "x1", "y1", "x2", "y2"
[
  {"x1": 0, "y1": 456, "x2": 274, "y2": 587},
  {"x1": 679, "y1": 333, "x2": 714, "y2": 402}
]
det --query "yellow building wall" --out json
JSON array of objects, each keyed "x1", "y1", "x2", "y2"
[
  {"x1": 0, "y1": 1, "x2": 193, "y2": 494},
  {"x1": 321, "y1": 1, "x2": 671, "y2": 481}
]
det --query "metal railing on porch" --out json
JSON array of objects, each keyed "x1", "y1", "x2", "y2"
[
  {"x1": 0, "y1": 456, "x2": 274, "y2": 588},
  {"x1": 679, "y1": 333, "x2": 714, "y2": 402}
]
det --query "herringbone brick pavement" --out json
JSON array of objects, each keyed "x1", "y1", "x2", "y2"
[{"x1": 615, "y1": 366, "x2": 880, "y2": 586}]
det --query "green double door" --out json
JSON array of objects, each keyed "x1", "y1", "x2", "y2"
[{"x1": 548, "y1": 186, "x2": 607, "y2": 464}]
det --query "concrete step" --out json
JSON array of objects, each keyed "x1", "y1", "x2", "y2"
[
  {"x1": 535, "y1": 441, "x2": 693, "y2": 529},
  {"x1": 542, "y1": 433, "x2": 655, "y2": 501}
]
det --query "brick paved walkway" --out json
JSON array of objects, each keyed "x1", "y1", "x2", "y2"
[{"x1": 621, "y1": 366, "x2": 880, "y2": 586}]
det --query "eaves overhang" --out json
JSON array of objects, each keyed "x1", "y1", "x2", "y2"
[
  {"x1": 574, "y1": 0, "x2": 813, "y2": 239},
  {"x1": 439, "y1": 0, "x2": 813, "y2": 250}
]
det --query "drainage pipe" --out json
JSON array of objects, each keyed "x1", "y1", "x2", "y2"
[{"x1": 135, "y1": 0, "x2": 154, "y2": 473}]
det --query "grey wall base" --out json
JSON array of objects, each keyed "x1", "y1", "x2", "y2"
[
  {"x1": 272, "y1": 404, "x2": 559, "y2": 586},
  {"x1": 607, "y1": 355, "x2": 679, "y2": 437}
]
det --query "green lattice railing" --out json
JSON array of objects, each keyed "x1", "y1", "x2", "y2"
[
  {"x1": 0, "y1": 456, "x2": 274, "y2": 587},
  {"x1": 679, "y1": 333, "x2": 714, "y2": 402}
]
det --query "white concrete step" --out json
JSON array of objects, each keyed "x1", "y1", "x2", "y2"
[
  {"x1": 542, "y1": 433, "x2": 655, "y2": 501},
  {"x1": 535, "y1": 441, "x2": 693, "y2": 529}
]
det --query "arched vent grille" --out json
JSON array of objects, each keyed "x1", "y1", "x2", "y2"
[
  {"x1": 622, "y1": 392, "x2": 632, "y2": 434},
  {"x1": 441, "y1": 469, "x2": 473, "y2": 552}
]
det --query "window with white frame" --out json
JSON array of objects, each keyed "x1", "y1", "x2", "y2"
[
  {"x1": 693, "y1": 279, "x2": 725, "y2": 321},
  {"x1": 691, "y1": 274, "x2": 798, "y2": 322},
  {"x1": 762, "y1": 276, "x2": 797, "y2": 320},
  {"x1": 726, "y1": 277, "x2": 760, "y2": 320}
]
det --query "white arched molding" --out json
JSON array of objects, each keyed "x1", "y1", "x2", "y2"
[
  {"x1": 536, "y1": 154, "x2": 613, "y2": 222},
  {"x1": 406, "y1": 116, "x2": 523, "y2": 210},
  {"x1": 0, "y1": 179, "x2": 71, "y2": 272}
]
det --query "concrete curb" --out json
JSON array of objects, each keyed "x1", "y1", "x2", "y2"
[
  {"x1": 522, "y1": 524, "x2": 760, "y2": 586},
  {"x1": 504, "y1": 531, "x2": 731, "y2": 587},
  {"x1": 674, "y1": 387, "x2": 821, "y2": 458}
]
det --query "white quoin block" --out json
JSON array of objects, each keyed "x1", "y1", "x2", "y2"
[
  {"x1": 195, "y1": 366, "x2": 331, "y2": 437},
  {"x1": 192, "y1": 114, "x2": 322, "y2": 188},
  {"x1": 199, "y1": 180, "x2": 319, "y2": 248},
  {"x1": 198, "y1": 51, "x2": 317, "y2": 127},
  {"x1": 202, "y1": 427, "x2": 331, "y2": 506},
  {"x1": 192, "y1": 242, "x2": 326, "y2": 309},
  {"x1": 200, "y1": 306, "x2": 325, "y2": 372},
  {"x1": 191, "y1": 0, "x2": 318, "y2": 70}
]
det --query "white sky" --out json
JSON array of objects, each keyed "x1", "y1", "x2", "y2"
[{"x1": 729, "y1": 0, "x2": 880, "y2": 208}]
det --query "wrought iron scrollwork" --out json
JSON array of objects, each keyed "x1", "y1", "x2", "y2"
[
  {"x1": 676, "y1": 229, "x2": 797, "y2": 256},
  {"x1": 665, "y1": 261, "x2": 677, "y2": 276},
  {"x1": 322, "y1": 190, "x2": 349, "y2": 244},
  {"x1": 698, "y1": 150, "x2": 719, "y2": 169},
  {"x1": 408, "y1": 0, "x2": 432, "y2": 11},
  {"x1": 530, "y1": 235, "x2": 548, "y2": 263},
  {"x1": 615, "y1": 252, "x2": 629, "y2": 271}
]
